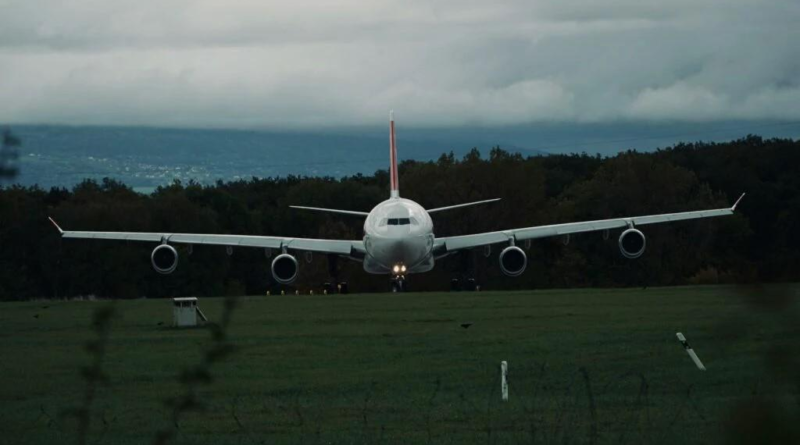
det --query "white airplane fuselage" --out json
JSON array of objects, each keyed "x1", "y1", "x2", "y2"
[{"x1": 362, "y1": 197, "x2": 435, "y2": 275}]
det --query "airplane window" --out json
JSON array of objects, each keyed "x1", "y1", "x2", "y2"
[
  {"x1": 379, "y1": 218, "x2": 388, "y2": 226},
  {"x1": 388, "y1": 218, "x2": 398, "y2": 225},
  {"x1": 409, "y1": 217, "x2": 419, "y2": 225},
  {"x1": 398, "y1": 218, "x2": 411, "y2": 225}
]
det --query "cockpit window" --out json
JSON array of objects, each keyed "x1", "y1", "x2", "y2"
[{"x1": 385, "y1": 218, "x2": 413, "y2": 226}]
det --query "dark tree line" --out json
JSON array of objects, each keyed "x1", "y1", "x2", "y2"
[{"x1": 0, "y1": 135, "x2": 797, "y2": 299}]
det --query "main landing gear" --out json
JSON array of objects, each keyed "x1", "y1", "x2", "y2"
[{"x1": 451, "y1": 277, "x2": 479, "y2": 292}]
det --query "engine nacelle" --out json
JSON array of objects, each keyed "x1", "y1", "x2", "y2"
[
  {"x1": 618, "y1": 228, "x2": 646, "y2": 259},
  {"x1": 151, "y1": 244, "x2": 178, "y2": 274},
  {"x1": 271, "y1": 253, "x2": 299, "y2": 284},
  {"x1": 499, "y1": 245, "x2": 527, "y2": 277}
]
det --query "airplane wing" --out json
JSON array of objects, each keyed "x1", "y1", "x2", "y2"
[
  {"x1": 289, "y1": 206, "x2": 370, "y2": 217},
  {"x1": 427, "y1": 198, "x2": 501, "y2": 214},
  {"x1": 48, "y1": 218, "x2": 365, "y2": 255},
  {"x1": 435, "y1": 194, "x2": 745, "y2": 252}
]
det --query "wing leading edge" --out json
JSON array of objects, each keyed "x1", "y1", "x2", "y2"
[
  {"x1": 289, "y1": 206, "x2": 369, "y2": 217},
  {"x1": 436, "y1": 193, "x2": 745, "y2": 252},
  {"x1": 427, "y1": 198, "x2": 501, "y2": 213},
  {"x1": 48, "y1": 218, "x2": 365, "y2": 255}
]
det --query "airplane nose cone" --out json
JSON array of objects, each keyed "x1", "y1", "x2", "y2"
[
  {"x1": 387, "y1": 238, "x2": 415, "y2": 263},
  {"x1": 366, "y1": 233, "x2": 430, "y2": 271}
]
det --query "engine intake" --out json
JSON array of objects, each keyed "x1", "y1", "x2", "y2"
[
  {"x1": 271, "y1": 253, "x2": 299, "y2": 284},
  {"x1": 619, "y1": 228, "x2": 646, "y2": 259},
  {"x1": 151, "y1": 244, "x2": 178, "y2": 274},
  {"x1": 499, "y1": 245, "x2": 527, "y2": 277}
]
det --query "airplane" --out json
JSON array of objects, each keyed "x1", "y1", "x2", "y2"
[{"x1": 48, "y1": 112, "x2": 745, "y2": 292}]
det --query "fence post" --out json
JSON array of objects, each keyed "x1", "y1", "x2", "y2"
[
  {"x1": 676, "y1": 332, "x2": 706, "y2": 370},
  {"x1": 501, "y1": 361, "x2": 508, "y2": 402}
]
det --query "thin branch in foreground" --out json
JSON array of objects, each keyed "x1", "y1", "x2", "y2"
[
  {"x1": 154, "y1": 296, "x2": 239, "y2": 445},
  {"x1": 63, "y1": 305, "x2": 116, "y2": 445}
]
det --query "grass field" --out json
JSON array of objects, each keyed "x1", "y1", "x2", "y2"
[{"x1": 1, "y1": 285, "x2": 799, "y2": 444}]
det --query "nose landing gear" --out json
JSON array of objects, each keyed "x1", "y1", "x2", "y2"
[
  {"x1": 390, "y1": 275, "x2": 407, "y2": 292},
  {"x1": 390, "y1": 263, "x2": 408, "y2": 293}
]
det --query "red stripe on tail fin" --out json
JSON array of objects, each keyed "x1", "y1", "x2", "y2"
[{"x1": 389, "y1": 111, "x2": 399, "y2": 198}]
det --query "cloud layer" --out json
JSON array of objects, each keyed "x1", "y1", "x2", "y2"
[{"x1": 1, "y1": 0, "x2": 798, "y2": 128}]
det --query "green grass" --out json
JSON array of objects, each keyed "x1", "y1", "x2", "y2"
[{"x1": 1, "y1": 285, "x2": 798, "y2": 444}]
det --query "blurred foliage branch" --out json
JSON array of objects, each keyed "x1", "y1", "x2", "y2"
[
  {"x1": 63, "y1": 305, "x2": 117, "y2": 445},
  {"x1": 1, "y1": 128, "x2": 21, "y2": 179},
  {"x1": 154, "y1": 295, "x2": 239, "y2": 445}
]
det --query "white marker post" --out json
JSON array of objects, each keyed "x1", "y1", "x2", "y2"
[
  {"x1": 676, "y1": 332, "x2": 706, "y2": 371},
  {"x1": 500, "y1": 361, "x2": 509, "y2": 401}
]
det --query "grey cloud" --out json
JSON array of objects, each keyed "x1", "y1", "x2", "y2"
[{"x1": 0, "y1": 0, "x2": 798, "y2": 127}]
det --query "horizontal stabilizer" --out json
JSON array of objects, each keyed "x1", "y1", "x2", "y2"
[
  {"x1": 290, "y1": 206, "x2": 370, "y2": 217},
  {"x1": 427, "y1": 198, "x2": 501, "y2": 214}
]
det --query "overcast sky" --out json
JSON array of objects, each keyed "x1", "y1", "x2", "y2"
[{"x1": 1, "y1": 0, "x2": 798, "y2": 128}]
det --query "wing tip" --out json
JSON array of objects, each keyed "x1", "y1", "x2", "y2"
[
  {"x1": 48, "y1": 217, "x2": 64, "y2": 235},
  {"x1": 731, "y1": 193, "x2": 746, "y2": 211}
]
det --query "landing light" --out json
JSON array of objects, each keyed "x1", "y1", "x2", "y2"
[
  {"x1": 393, "y1": 265, "x2": 400, "y2": 273},
  {"x1": 401, "y1": 265, "x2": 407, "y2": 272}
]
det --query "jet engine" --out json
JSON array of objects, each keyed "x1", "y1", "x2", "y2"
[
  {"x1": 151, "y1": 244, "x2": 178, "y2": 274},
  {"x1": 271, "y1": 253, "x2": 299, "y2": 284},
  {"x1": 499, "y1": 246, "x2": 527, "y2": 277},
  {"x1": 618, "y1": 228, "x2": 646, "y2": 259}
]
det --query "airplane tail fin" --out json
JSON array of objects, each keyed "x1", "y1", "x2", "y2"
[{"x1": 389, "y1": 111, "x2": 399, "y2": 198}]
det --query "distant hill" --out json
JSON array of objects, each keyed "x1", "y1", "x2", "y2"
[
  {"x1": 11, "y1": 125, "x2": 542, "y2": 190},
  {"x1": 8, "y1": 121, "x2": 799, "y2": 190}
]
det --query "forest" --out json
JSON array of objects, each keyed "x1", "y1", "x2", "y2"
[{"x1": 0, "y1": 135, "x2": 798, "y2": 299}]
